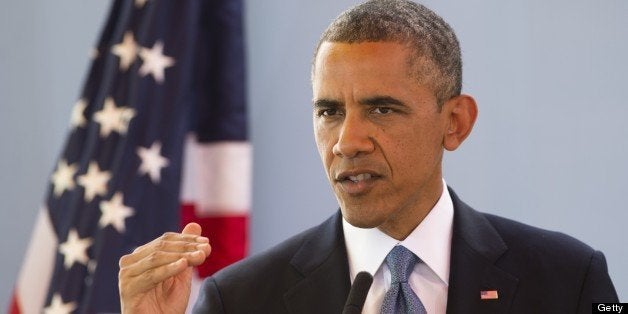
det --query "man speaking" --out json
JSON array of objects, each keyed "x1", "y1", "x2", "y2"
[{"x1": 118, "y1": 1, "x2": 618, "y2": 313}]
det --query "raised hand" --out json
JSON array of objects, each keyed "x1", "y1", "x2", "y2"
[{"x1": 119, "y1": 223, "x2": 211, "y2": 314}]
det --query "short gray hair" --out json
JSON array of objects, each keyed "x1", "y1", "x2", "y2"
[{"x1": 313, "y1": 0, "x2": 462, "y2": 106}]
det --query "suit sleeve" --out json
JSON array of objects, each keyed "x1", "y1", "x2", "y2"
[
  {"x1": 192, "y1": 277, "x2": 225, "y2": 314},
  {"x1": 577, "y1": 250, "x2": 619, "y2": 313}
]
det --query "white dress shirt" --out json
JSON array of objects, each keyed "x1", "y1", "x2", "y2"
[{"x1": 342, "y1": 179, "x2": 453, "y2": 314}]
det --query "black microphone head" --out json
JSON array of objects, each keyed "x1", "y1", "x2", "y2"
[{"x1": 343, "y1": 271, "x2": 373, "y2": 314}]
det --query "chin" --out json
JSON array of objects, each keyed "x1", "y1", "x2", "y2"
[{"x1": 341, "y1": 208, "x2": 386, "y2": 229}]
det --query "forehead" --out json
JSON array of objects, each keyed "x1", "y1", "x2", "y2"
[
  {"x1": 311, "y1": 42, "x2": 439, "y2": 107},
  {"x1": 312, "y1": 42, "x2": 415, "y2": 90},
  {"x1": 314, "y1": 41, "x2": 412, "y2": 72}
]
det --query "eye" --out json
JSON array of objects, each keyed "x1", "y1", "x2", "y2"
[
  {"x1": 372, "y1": 107, "x2": 393, "y2": 114},
  {"x1": 317, "y1": 108, "x2": 342, "y2": 117}
]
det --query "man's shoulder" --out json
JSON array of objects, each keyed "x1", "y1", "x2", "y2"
[
  {"x1": 210, "y1": 211, "x2": 343, "y2": 288},
  {"x1": 483, "y1": 212, "x2": 596, "y2": 259},
  {"x1": 213, "y1": 222, "x2": 316, "y2": 281},
  {"x1": 469, "y1": 207, "x2": 607, "y2": 284},
  {"x1": 450, "y1": 194, "x2": 618, "y2": 309},
  {"x1": 193, "y1": 212, "x2": 345, "y2": 313},
  {"x1": 450, "y1": 188, "x2": 597, "y2": 261}
]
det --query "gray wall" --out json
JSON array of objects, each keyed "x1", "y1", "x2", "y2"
[{"x1": 1, "y1": 0, "x2": 626, "y2": 309}]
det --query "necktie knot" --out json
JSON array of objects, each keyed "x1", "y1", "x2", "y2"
[
  {"x1": 380, "y1": 245, "x2": 426, "y2": 313},
  {"x1": 386, "y1": 245, "x2": 419, "y2": 284}
]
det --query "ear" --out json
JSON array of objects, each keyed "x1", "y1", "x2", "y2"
[{"x1": 442, "y1": 94, "x2": 478, "y2": 151}]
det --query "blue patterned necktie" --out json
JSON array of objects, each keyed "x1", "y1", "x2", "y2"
[{"x1": 380, "y1": 245, "x2": 427, "y2": 314}]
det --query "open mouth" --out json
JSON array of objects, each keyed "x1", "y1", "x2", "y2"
[
  {"x1": 336, "y1": 171, "x2": 379, "y2": 183},
  {"x1": 335, "y1": 171, "x2": 381, "y2": 194},
  {"x1": 346, "y1": 173, "x2": 372, "y2": 183}
]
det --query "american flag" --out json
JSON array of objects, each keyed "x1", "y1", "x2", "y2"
[
  {"x1": 480, "y1": 290, "x2": 499, "y2": 300},
  {"x1": 9, "y1": 0, "x2": 249, "y2": 313}
]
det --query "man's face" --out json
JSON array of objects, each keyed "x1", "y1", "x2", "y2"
[{"x1": 312, "y1": 42, "x2": 449, "y2": 237}]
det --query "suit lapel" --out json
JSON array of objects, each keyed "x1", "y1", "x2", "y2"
[
  {"x1": 446, "y1": 188, "x2": 519, "y2": 314},
  {"x1": 283, "y1": 212, "x2": 350, "y2": 314}
]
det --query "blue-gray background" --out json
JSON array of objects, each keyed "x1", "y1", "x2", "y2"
[{"x1": 1, "y1": 0, "x2": 626, "y2": 308}]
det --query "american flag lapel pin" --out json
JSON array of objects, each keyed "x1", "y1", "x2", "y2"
[{"x1": 480, "y1": 290, "x2": 499, "y2": 300}]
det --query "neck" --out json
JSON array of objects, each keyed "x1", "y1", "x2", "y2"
[{"x1": 378, "y1": 178, "x2": 444, "y2": 240}]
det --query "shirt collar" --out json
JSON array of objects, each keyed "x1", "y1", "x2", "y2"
[{"x1": 342, "y1": 179, "x2": 453, "y2": 285}]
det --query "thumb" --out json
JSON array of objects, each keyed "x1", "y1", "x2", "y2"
[{"x1": 182, "y1": 222, "x2": 202, "y2": 236}]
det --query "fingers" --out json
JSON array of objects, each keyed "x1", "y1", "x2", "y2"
[
  {"x1": 120, "y1": 229, "x2": 210, "y2": 267},
  {"x1": 118, "y1": 223, "x2": 212, "y2": 296},
  {"x1": 182, "y1": 222, "x2": 202, "y2": 236},
  {"x1": 122, "y1": 247, "x2": 208, "y2": 277},
  {"x1": 120, "y1": 257, "x2": 189, "y2": 295}
]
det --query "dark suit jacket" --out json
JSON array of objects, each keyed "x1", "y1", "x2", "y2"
[{"x1": 193, "y1": 189, "x2": 618, "y2": 313}]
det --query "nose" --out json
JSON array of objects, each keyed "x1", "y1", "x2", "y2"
[{"x1": 332, "y1": 112, "x2": 375, "y2": 158}]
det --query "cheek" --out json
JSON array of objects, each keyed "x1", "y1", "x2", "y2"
[
  {"x1": 314, "y1": 129, "x2": 334, "y2": 165},
  {"x1": 388, "y1": 125, "x2": 442, "y2": 171}
]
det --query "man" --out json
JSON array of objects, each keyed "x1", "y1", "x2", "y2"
[{"x1": 118, "y1": 1, "x2": 618, "y2": 313}]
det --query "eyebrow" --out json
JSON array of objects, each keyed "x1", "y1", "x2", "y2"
[
  {"x1": 313, "y1": 95, "x2": 407, "y2": 108},
  {"x1": 359, "y1": 95, "x2": 406, "y2": 108},
  {"x1": 312, "y1": 98, "x2": 342, "y2": 109}
]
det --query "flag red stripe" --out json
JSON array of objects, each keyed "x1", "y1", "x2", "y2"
[
  {"x1": 9, "y1": 291, "x2": 20, "y2": 314},
  {"x1": 181, "y1": 203, "x2": 248, "y2": 277}
]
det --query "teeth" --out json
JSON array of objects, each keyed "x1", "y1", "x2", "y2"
[{"x1": 348, "y1": 173, "x2": 372, "y2": 182}]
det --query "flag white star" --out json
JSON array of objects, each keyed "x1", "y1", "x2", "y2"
[
  {"x1": 93, "y1": 97, "x2": 136, "y2": 137},
  {"x1": 118, "y1": 105, "x2": 136, "y2": 134},
  {"x1": 99, "y1": 192, "x2": 135, "y2": 233},
  {"x1": 70, "y1": 99, "x2": 88, "y2": 129},
  {"x1": 44, "y1": 294, "x2": 77, "y2": 314},
  {"x1": 58, "y1": 229, "x2": 93, "y2": 269},
  {"x1": 139, "y1": 41, "x2": 175, "y2": 83},
  {"x1": 135, "y1": 0, "x2": 149, "y2": 8},
  {"x1": 137, "y1": 141, "x2": 170, "y2": 183},
  {"x1": 77, "y1": 161, "x2": 111, "y2": 202},
  {"x1": 112, "y1": 31, "x2": 137, "y2": 71},
  {"x1": 51, "y1": 159, "x2": 78, "y2": 197}
]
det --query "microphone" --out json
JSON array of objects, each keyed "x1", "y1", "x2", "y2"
[{"x1": 342, "y1": 271, "x2": 373, "y2": 314}]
